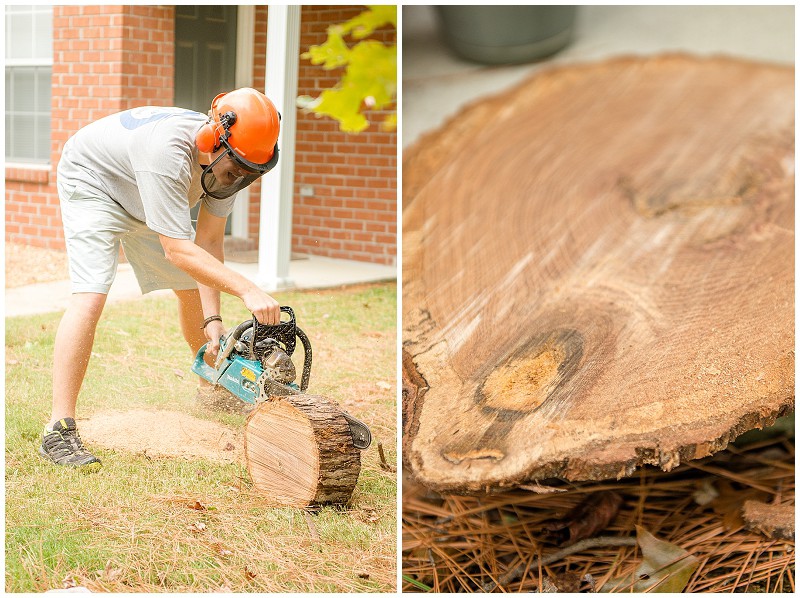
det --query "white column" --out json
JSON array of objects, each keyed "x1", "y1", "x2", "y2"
[
  {"x1": 259, "y1": 5, "x2": 300, "y2": 289},
  {"x1": 231, "y1": 4, "x2": 256, "y2": 240}
]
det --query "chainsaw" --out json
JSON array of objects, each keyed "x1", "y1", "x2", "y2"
[{"x1": 191, "y1": 306, "x2": 372, "y2": 449}]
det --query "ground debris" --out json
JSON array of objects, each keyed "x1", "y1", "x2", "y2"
[
  {"x1": 541, "y1": 490, "x2": 622, "y2": 545},
  {"x1": 403, "y1": 436, "x2": 794, "y2": 593},
  {"x1": 742, "y1": 500, "x2": 795, "y2": 540}
]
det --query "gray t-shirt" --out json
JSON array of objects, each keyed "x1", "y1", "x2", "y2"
[{"x1": 57, "y1": 106, "x2": 237, "y2": 239}]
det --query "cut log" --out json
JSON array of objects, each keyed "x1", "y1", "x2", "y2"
[
  {"x1": 403, "y1": 55, "x2": 794, "y2": 493},
  {"x1": 245, "y1": 394, "x2": 361, "y2": 506}
]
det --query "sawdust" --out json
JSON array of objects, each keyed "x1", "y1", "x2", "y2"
[{"x1": 78, "y1": 409, "x2": 244, "y2": 464}]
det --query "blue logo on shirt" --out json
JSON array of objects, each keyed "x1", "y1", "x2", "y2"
[{"x1": 120, "y1": 107, "x2": 197, "y2": 130}]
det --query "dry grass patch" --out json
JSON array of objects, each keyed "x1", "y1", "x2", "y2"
[{"x1": 6, "y1": 283, "x2": 397, "y2": 592}]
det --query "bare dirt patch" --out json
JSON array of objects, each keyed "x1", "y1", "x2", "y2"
[
  {"x1": 79, "y1": 409, "x2": 244, "y2": 464},
  {"x1": 5, "y1": 243, "x2": 70, "y2": 288}
]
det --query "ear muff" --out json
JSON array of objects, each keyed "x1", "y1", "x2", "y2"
[
  {"x1": 195, "y1": 91, "x2": 230, "y2": 154},
  {"x1": 195, "y1": 122, "x2": 219, "y2": 154}
]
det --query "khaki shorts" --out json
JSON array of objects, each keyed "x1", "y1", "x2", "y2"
[{"x1": 58, "y1": 182, "x2": 198, "y2": 294}]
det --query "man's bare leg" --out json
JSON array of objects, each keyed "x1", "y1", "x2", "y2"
[
  {"x1": 50, "y1": 292, "x2": 107, "y2": 426},
  {"x1": 43, "y1": 292, "x2": 106, "y2": 469}
]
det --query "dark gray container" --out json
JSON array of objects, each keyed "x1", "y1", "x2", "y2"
[{"x1": 436, "y1": 5, "x2": 577, "y2": 65}]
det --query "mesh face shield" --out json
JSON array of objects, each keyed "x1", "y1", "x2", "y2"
[{"x1": 200, "y1": 139, "x2": 280, "y2": 200}]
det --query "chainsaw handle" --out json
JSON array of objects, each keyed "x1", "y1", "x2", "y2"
[
  {"x1": 295, "y1": 326, "x2": 313, "y2": 392},
  {"x1": 214, "y1": 319, "x2": 254, "y2": 369}
]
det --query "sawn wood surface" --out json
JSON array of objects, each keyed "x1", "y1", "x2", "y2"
[
  {"x1": 402, "y1": 55, "x2": 794, "y2": 492},
  {"x1": 245, "y1": 394, "x2": 361, "y2": 506}
]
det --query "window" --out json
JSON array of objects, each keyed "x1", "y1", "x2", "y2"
[{"x1": 5, "y1": 5, "x2": 53, "y2": 163}]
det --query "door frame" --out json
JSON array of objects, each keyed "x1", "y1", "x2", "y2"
[{"x1": 229, "y1": 4, "x2": 256, "y2": 240}]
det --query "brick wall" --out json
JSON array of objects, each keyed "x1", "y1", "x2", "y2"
[
  {"x1": 294, "y1": 6, "x2": 397, "y2": 265},
  {"x1": 5, "y1": 5, "x2": 175, "y2": 249},
  {"x1": 248, "y1": 5, "x2": 397, "y2": 265},
  {"x1": 6, "y1": 5, "x2": 397, "y2": 266}
]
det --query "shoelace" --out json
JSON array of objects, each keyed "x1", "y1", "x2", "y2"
[
  {"x1": 63, "y1": 430, "x2": 89, "y2": 454},
  {"x1": 50, "y1": 429, "x2": 89, "y2": 456}
]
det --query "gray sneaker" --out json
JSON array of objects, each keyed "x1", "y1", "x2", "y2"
[{"x1": 39, "y1": 417, "x2": 102, "y2": 471}]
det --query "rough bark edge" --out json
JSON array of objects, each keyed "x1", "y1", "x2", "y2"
[
  {"x1": 244, "y1": 394, "x2": 361, "y2": 506},
  {"x1": 402, "y1": 349, "x2": 428, "y2": 469},
  {"x1": 407, "y1": 398, "x2": 794, "y2": 494}
]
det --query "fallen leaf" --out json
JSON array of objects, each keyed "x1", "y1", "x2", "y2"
[
  {"x1": 95, "y1": 561, "x2": 123, "y2": 583},
  {"x1": 62, "y1": 574, "x2": 79, "y2": 589},
  {"x1": 542, "y1": 491, "x2": 623, "y2": 545},
  {"x1": 358, "y1": 572, "x2": 370, "y2": 579},
  {"x1": 601, "y1": 526, "x2": 699, "y2": 592},
  {"x1": 188, "y1": 501, "x2": 207, "y2": 511},
  {"x1": 244, "y1": 565, "x2": 257, "y2": 580},
  {"x1": 710, "y1": 481, "x2": 770, "y2": 531},
  {"x1": 210, "y1": 542, "x2": 234, "y2": 557},
  {"x1": 224, "y1": 443, "x2": 235, "y2": 451},
  {"x1": 173, "y1": 369, "x2": 185, "y2": 379},
  {"x1": 188, "y1": 521, "x2": 207, "y2": 532}
]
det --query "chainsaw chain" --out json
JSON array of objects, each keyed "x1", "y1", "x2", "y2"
[{"x1": 256, "y1": 369, "x2": 299, "y2": 402}]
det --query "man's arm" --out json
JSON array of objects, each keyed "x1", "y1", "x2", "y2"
[
  {"x1": 192, "y1": 205, "x2": 227, "y2": 356},
  {"x1": 193, "y1": 204, "x2": 226, "y2": 320},
  {"x1": 158, "y1": 221, "x2": 280, "y2": 326}
]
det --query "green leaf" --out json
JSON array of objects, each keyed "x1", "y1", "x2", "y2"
[
  {"x1": 300, "y1": 30, "x2": 350, "y2": 69},
  {"x1": 402, "y1": 575, "x2": 432, "y2": 592},
  {"x1": 313, "y1": 89, "x2": 369, "y2": 133},
  {"x1": 342, "y1": 5, "x2": 397, "y2": 39},
  {"x1": 600, "y1": 526, "x2": 699, "y2": 593},
  {"x1": 381, "y1": 113, "x2": 397, "y2": 131},
  {"x1": 298, "y1": 6, "x2": 396, "y2": 133}
]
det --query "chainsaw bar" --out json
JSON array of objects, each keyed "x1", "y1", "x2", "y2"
[{"x1": 342, "y1": 413, "x2": 372, "y2": 450}]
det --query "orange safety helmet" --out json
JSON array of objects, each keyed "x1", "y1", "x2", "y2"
[
  {"x1": 196, "y1": 88, "x2": 281, "y2": 199},
  {"x1": 196, "y1": 87, "x2": 281, "y2": 172}
]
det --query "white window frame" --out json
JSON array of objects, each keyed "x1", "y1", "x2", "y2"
[{"x1": 5, "y1": 5, "x2": 54, "y2": 164}]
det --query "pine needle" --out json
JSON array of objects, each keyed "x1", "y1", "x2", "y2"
[{"x1": 403, "y1": 436, "x2": 794, "y2": 592}]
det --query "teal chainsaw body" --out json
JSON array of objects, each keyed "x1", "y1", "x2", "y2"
[
  {"x1": 192, "y1": 346, "x2": 289, "y2": 404},
  {"x1": 191, "y1": 306, "x2": 372, "y2": 449}
]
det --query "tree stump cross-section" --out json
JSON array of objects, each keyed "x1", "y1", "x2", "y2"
[
  {"x1": 245, "y1": 394, "x2": 361, "y2": 506},
  {"x1": 402, "y1": 55, "x2": 794, "y2": 493}
]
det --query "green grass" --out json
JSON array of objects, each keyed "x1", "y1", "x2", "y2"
[{"x1": 5, "y1": 283, "x2": 397, "y2": 592}]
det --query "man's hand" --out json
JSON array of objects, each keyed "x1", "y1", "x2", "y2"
[
  {"x1": 158, "y1": 232, "x2": 281, "y2": 326},
  {"x1": 241, "y1": 287, "x2": 281, "y2": 325},
  {"x1": 204, "y1": 319, "x2": 227, "y2": 359}
]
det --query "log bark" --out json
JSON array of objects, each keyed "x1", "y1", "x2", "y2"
[
  {"x1": 403, "y1": 55, "x2": 794, "y2": 492},
  {"x1": 245, "y1": 394, "x2": 361, "y2": 506},
  {"x1": 742, "y1": 500, "x2": 795, "y2": 540}
]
